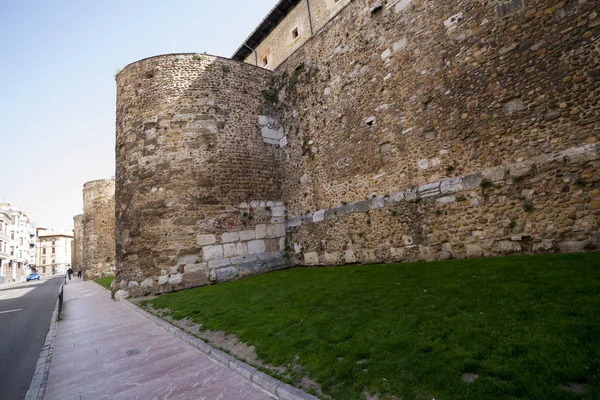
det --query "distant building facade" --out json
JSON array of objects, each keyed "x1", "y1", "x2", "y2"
[
  {"x1": 35, "y1": 229, "x2": 73, "y2": 276},
  {"x1": 0, "y1": 204, "x2": 33, "y2": 283}
]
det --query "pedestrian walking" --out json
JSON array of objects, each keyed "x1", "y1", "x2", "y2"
[
  {"x1": 77, "y1": 267, "x2": 82, "y2": 279},
  {"x1": 67, "y1": 267, "x2": 73, "y2": 280}
]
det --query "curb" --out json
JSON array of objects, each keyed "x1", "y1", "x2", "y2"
[
  {"x1": 25, "y1": 284, "x2": 63, "y2": 400},
  {"x1": 118, "y1": 297, "x2": 318, "y2": 400}
]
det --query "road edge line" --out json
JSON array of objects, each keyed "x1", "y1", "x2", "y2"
[{"x1": 24, "y1": 284, "x2": 62, "y2": 400}]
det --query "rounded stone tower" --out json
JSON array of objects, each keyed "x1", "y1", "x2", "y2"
[
  {"x1": 82, "y1": 179, "x2": 116, "y2": 280},
  {"x1": 73, "y1": 214, "x2": 84, "y2": 272},
  {"x1": 115, "y1": 54, "x2": 284, "y2": 296}
]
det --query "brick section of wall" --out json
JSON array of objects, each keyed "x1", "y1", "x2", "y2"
[
  {"x1": 73, "y1": 214, "x2": 84, "y2": 272},
  {"x1": 269, "y1": 0, "x2": 598, "y2": 217},
  {"x1": 82, "y1": 179, "x2": 116, "y2": 280},
  {"x1": 115, "y1": 54, "x2": 285, "y2": 296},
  {"x1": 287, "y1": 144, "x2": 600, "y2": 265}
]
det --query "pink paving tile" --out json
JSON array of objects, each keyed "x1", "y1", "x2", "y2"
[{"x1": 44, "y1": 279, "x2": 274, "y2": 400}]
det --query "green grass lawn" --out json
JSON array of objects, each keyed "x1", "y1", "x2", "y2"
[
  {"x1": 94, "y1": 276, "x2": 114, "y2": 290},
  {"x1": 141, "y1": 253, "x2": 600, "y2": 400}
]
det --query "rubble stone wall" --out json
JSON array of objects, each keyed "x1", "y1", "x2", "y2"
[
  {"x1": 115, "y1": 54, "x2": 286, "y2": 296},
  {"x1": 82, "y1": 179, "x2": 116, "y2": 280},
  {"x1": 266, "y1": 0, "x2": 599, "y2": 263},
  {"x1": 287, "y1": 144, "x2": 600, "y2": 266},
  {"x1": 272, "y1": 0, "x2": 598, "y2": 216}
]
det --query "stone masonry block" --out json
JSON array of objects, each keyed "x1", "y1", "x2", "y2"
[
  {"x1": 236, "y1": 242, "x2": 248, "y2": 256},
  {"x1": 239, "y1": 230, "x2": 256, "y2": 241},
  {"x1": 214, "y1": 266, "x2": 238, "y2": 282},
  {"x1": 354, "y1": 200, "x2": 371, "y2": 212},
  {"x1": 275, "y1": 224, "x2": 286, "y2": 237},
  {"x1": 258, "y1": 251, "x2": 283, "y2": 261},
  {"x1": 247, "y1": 240, "x2": 266, "y2": 254},
  {"x1": 372, "y1": 196, "x2": 385, "y2": 209},
  {"x1": 223, "y1": 243, "x2": 238, "y2": 258},
  {"x1": 230, "y1": 254, "x2": 259, "y2": 265},
  {"x1": 285, "y1": 217, "x2": 302, "y2": 228},
  {"x1": 312, "y1": 209, "x2": 326, "y2": 222},
  {"x1": 255, "y1": 224, "x2": 267, "y2": 239},
  {"x1": 344, "y1": 250, "x2": 357, "y2": 263},
  {"x1": 271, "y1": 206, "x2": 286, "y2": 217},
  {"x1": 197, "y1": 234, "x2": 216, "y2": 246},
  {"x1": 304, "y1": 252, "x2": 319, "y2": 265},
  {"x1": 208, "y1": 258, "x2": 232, "y2": 269},
  {"x1": 440, "y1": 177, "x2": 463, "y2": 194},
  {"x1": 221, "y1": 231, "x2": 239, "y2": 243},
  {"x1": 202, "y1": 245, "x2": 223, "y2": 261},
  {"x1": 264, "y1": 239, "x2": 280, "y2": 252},
  {"x1": 184, "y1": 263, "x2": 208, "y2": 273},
  {"x1": 462, "y1": 173, "x2": 483, "y2": 190}
]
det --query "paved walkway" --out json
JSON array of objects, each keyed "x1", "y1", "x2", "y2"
[{"x1": 44, "y1": 279, "x2": 274, "y2": 400}]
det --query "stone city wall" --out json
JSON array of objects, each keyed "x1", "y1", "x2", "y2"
[
  {"x1": 115, "y1": 54, "x2": 287, "y2": 296},
  {"x1": 73, "y1": 214, "x2": 83, "y2": 271},
  {"x1": 82, "y1": 179, "x2": 116, "y2": 280},
  {"x1": 287, "y1": 144, "x2": 600, "y2": 265},
  {"x1": 113, "y1": 0, "x2": 598, "y2": 296},
  {"x1": 264, "y1": 0, "x2": 599, "y2": 263}
]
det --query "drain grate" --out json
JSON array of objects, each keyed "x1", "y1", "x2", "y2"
[{"x1": 126, "y1": 349, "x2": 141, "y2": 356}]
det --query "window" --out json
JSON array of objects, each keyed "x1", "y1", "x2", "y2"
[
  {"x1": 11, "y1": 231, "x2": 14, "y2": 240},
  {"x1": 262, "y1": 56, "x2": 269, "y2": 67},
  {"x1": 52, "y1": 247, "x2": 55, "y2": 254},
  {"x1": 292, "y1": 27, "x2": 299, "y2": 39},
  {"x1": 43, "y1": 248, "x2": 46, "y2": 254},
  {"x1": 52, "y1": 239, "x2": 56, "y2": 246},
  {"x1": 10, "y1": 246, "x2": 14, "y2": 256}
]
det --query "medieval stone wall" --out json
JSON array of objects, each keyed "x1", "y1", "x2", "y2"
[
  {"x1": 82, "y1": 179, "x2": 116, "y2": 280},
  {"x1": 113, "y1": 0, "x2": 598, "y2": 296},
  {"x1": 266, "y1": 0, "x2": 599, "y2": 263},
  {"x1": 115, "y1": 54, "x2": 288, "y2": 296},
  {"x1": 73, "y1": 214, "x2": 83, "y2": 271}
]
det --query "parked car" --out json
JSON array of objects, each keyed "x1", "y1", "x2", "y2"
[{"x1": 26, "y1": 272, "x2": 40, "y2": 281}]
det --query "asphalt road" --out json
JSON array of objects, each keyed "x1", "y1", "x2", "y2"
[{"x1": 0, "y1": 276, "x2": 64, "y2": 400}]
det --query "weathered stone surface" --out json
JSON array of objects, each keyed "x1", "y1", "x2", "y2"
[
  {"x1": 221, "y1": 232, "x2": 239, "y2": 243},
  {"x1": 168, "y1": 274, "x2": 183, "y2": 285},
  {"x1": 182, "y1": 268, "x2": 208, "y2": 284},
  {"x1": 197, "y1": 234, "x2": 216, "y2": 246},
  {"x1": 213, "y1": 266, "x2": 238, "y2": 282},
  {"x1": 203, "y1": 245, "x2": 224, "y2": 261},
  {"x1": 247, "y1": 240, "x2": 266, "y2": 254},
  {"x1": 304, "y1": 252, "x2": 319, "y2": 265},
  {"x1": 497, "y1": 241, "x2": 522, "y2": 254},
  {"x1": 82, "y1": 179, "x2": 116, "y2": 280}
]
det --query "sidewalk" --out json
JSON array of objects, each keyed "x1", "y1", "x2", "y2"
[{"x1": 44, "y1": 278, "x2": 274, "y2": 400}]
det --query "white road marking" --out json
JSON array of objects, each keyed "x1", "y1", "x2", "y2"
[
  {"x1": 0, "y1": 295, "x2": 6, "y2": 299},
  {"x1": 0, "y1": 308, "x2": 23, "y2": 314}
]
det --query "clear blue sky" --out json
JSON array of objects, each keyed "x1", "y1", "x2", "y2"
[{"x1": 0, "y1": 0, "x2": 277, "y2": 231}]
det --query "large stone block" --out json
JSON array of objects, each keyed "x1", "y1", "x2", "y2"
[
  {"x1": 182, "y1": 270, "x2": 209, "y2": 287},
  {"x1": 304, "y1": 252, "x2": 319, "y2": 265},
  {"x1": 221, "y1": 231, "x2": 239, "y2": 243},
  {"x1": 197, "y1": 234, "x2": 216, "y2": 246},
  {"x1": 247, "y1": 240, "x2": 266, "y2": 254},
  {"x1": 203, "y1": 245, "x2": 223, "y2": 261}
]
